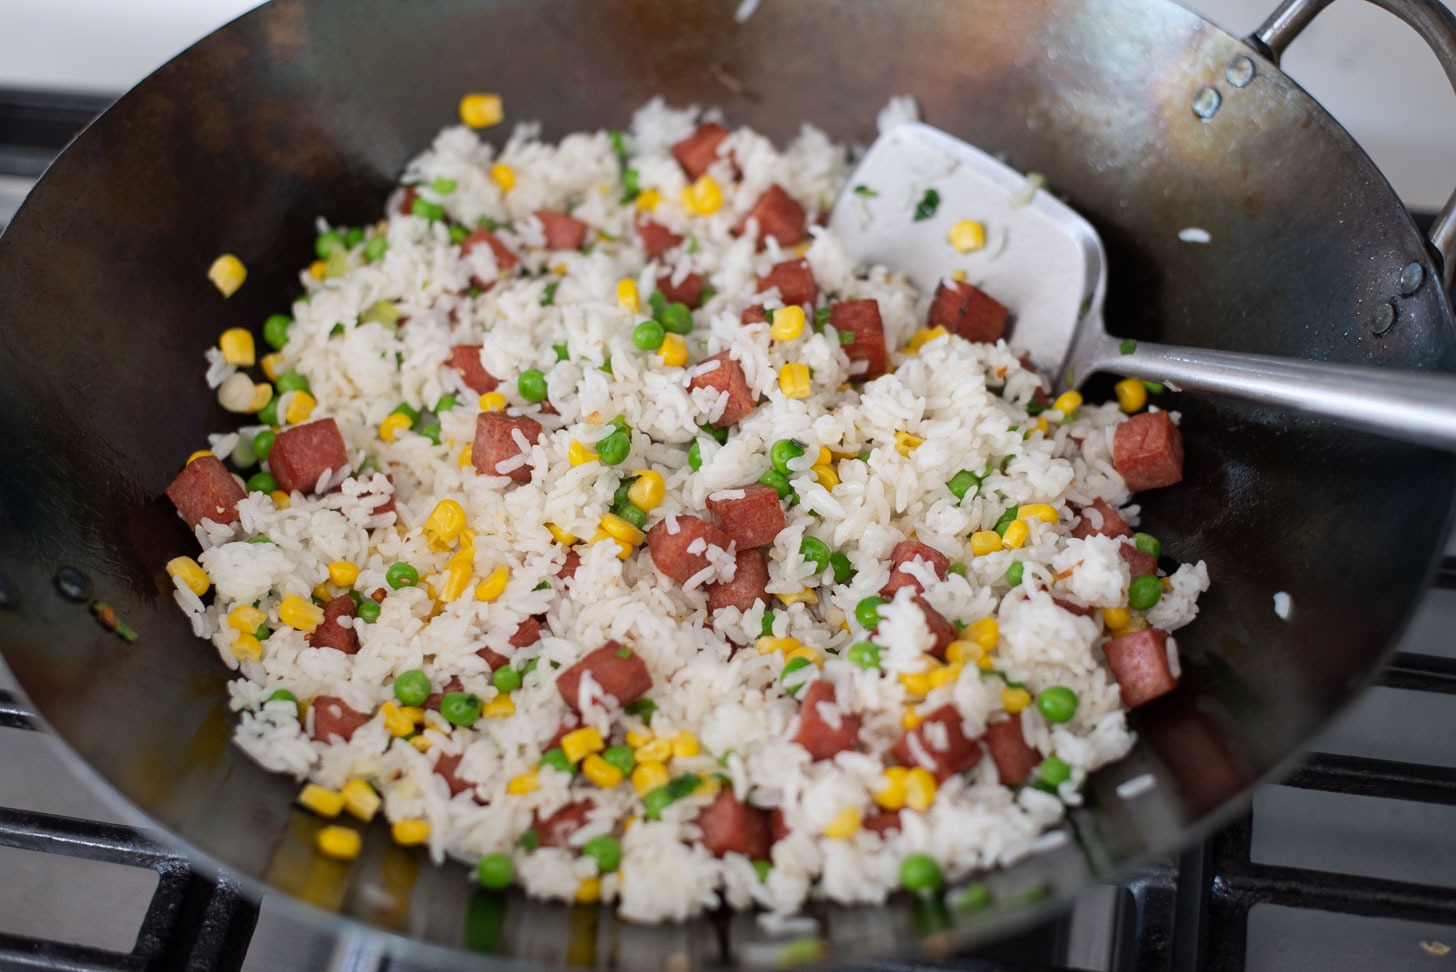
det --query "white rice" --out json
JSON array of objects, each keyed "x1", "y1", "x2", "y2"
[{"x1": 175, "y1": 100, "x2": 1208, "y2": 922}]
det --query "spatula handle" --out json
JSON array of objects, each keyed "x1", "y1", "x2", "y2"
[{"x1": 1097, "y1": 340, "x2": 1456, "y2": 452}]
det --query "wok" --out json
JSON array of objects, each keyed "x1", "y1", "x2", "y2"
[{"x1": 1, "y1": 0, "x2": 1454, "y2": 966}]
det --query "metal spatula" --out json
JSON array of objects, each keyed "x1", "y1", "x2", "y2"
[{"x1": 828, "y1": 122, "x2": 1456, "y2": 452}]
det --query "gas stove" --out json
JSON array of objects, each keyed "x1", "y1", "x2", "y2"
[{"x1": 4, "y1": 83, "x2": 1456, "y2": 972}]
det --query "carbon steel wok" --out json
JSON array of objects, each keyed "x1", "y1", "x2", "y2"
[{"x1": 2, "y1": 0, "x2": 1455, "y2": 966}]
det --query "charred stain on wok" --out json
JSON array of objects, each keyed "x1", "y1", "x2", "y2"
[{"x1": 53, "y1": 566, "x2": 91, "y2": 603}]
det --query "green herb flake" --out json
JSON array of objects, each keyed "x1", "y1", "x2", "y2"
[
  {"x1": 1119, "y1": 338, "x2": 1137, "y2": 355},
  {"x1": 913, "y1": 188, "x2": 941, "y2": 222},
  {"x1": 853, "y1": 184, "x2": 878, "y2": 197},
  {"x1": 540, "y1": 281, "x2": 559, "y2": 307}
]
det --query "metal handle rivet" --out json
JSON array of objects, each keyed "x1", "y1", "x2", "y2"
[
  {"x1": 1192, "y1": 86, "x2": 1222, "y2": 120},
  {"x1": 54, "y1": 567, "x2": 91, "y2": 603},
  {"x1": 1370, "y1": 301, "x2": 1397, "y2": 336},
  {"x1": 1226, "y1": 55, "x2": 1255, "y2": 88},
  {"x1": 1398, "y1": 261, "x2": 1425, "y2": 296}
]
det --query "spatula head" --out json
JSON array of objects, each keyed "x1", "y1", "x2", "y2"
[{"x1": 828, "y1": 122, "x2": 1106, "y2": 377}]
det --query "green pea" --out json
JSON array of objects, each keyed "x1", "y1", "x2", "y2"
[
  {"x1": 758, "y1": 469, "x2": 791, "y2": 498},
  {"x1": 597, "y1": 431, "x2": 630, "y2": 466},
  {"x1": 252, "y1": 429, "x2": 276, "y2": 462},
  {"x1": 432, "y1": 176, "x2": 458, "y2": 194},
  {"x1": 1005, "y1": 562, "x2": 1024, "y2": 587},
  {"x1": 357, "y1": 600, "x2": 381, "y2": 624},
  {"x1": 643, "y1": 785, "x2": 674, "y2": 820},
  {"x1": 780, "y1": 656, "x2": 814, "y2": 696},
  {"x1": 900, "y1": 853, "x2": 943, "y2": 895},
  {"x1": 582, "y1": 835, "x2": 622, "y2": 873},
  {"x1": 632, "y1": 320, "x2": 666, "y2": 350},
  {"x1": 492, "y1": 666, "x2": 523, "y2": 693},
  {"x1": 265, "y1": 688, "x2": 298, "y2": 705},
  {"x1": 625, "y1": 697, "x2": 657, "y2": 723},
  {"x1": 448, "y1": 224, "x2": 468, "y2": 245},
  {"x1": 517, "y1": 369, "x2": 548, "y2": 403},
  {"x1": 993, "y1": 506, "x2": 1020, "y2": 536},
  {"x1": 855, "y1": 596, "x2": 887, "y2": 630},
  {"x1": 246, "y1": 472, "x2": 277, "y2": 494},
  {"x1": 411, "y1": 197, "x2": 444, "y2": 222},
  {"x1": 1128, "y1": 574, "x2": 1162, "y2": 610},
  {"x1": 659, "y1": 302, "x2": 693, "y2": 335},
  {"x1": 1133, "y1": 532, "x2": 1161, "y2": 559},
  {"x1": 614, "y1": 503, "x2": 646, "y2": 529},
  {"x1": 314, "y1": 231, "x2": 346, "y2": 259},
  {"x1": 752, "y1": 859, "x2": 772, "y2": 883},
  {"x1": 699, "y1": 423, "x2": 729, "y2": 445},
  {"x1": 828, "y1": 552, "x2": 854, "y2": 584},
  {"x1": 1036, "y1": 686, "x2": 1078, "y2": 723},
  {"x1": 477, "y1": 852, "x2": 513, "y2": 889},
  {"x1": 687, "y1": 439, "x2": 703, "y2": 471},
  {"x1": 540, "y1": 748, "x2": 573, "y2": 773},
  {"x1": 263, "y1": 314, "x2": 293, "y2": 351},
  {"x1": 434, "y1": 393, "x2": 459, "y2": 413},
  {"x1": 769, "y1": 439, "x2": 806, "y2": 475},
  {"x1": 847, "y1": 641, "x2": 880, "y2": 669},
  {"x1": 519, "y1": 828, "x2": 540, "y2": 852},
  {"x1": 800, "y1": 537, "x2": 831, "y2": 572},
  {"x1": 257, "y1": 396, "x2": 279, "y2": 426},
  {"x1": 391, "y1": 402, "x2": 421, "y2": 425},
  {"x1": 276, "y1": 370, "x2": 310, "y2": 394},
  {"x1": 386, "y1": 562, "x2": 419, "y2": 589},
  {"x1": 364, "y1": 235, "x2": 389, "y2": 262},
  {"x1": 1038, "y1": 756, "x2": 1071, "y2": 788},
  {"x1": 420, "y1": 423, "x2": 442, "y2": 445},
  {"x1": 393, "y1": 670, "x2": 431, "y2": 706},
  {"x1": 256, "y1": 624, "x2": 271, "y2": 640},
  {"x1": 440, "y1": 692, "x2": 482, "y2": 727},
  {"x1": 947, "y1": 562, "x2": 968, "y2": 577},
  {"x1": 759, "y1": 610, "x2": 777, "y2": 638},
  {"x1": 612, "y1": 477, "x2": 636, "y2": 509},
  {"x1": 946, "y1": 469, "x2": 983, "y2": 501},
  {"x1": 602, "y1": 745, "x2": 635, "y2": 775}
]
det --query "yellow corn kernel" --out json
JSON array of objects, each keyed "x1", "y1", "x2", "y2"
[
  {"x1": 627, "y1": 469, "x2": 666, "y2": 511},
  {"x1": 784, "y1": 644, "x2": 823, "y2": 667},
  {"x1": 682, "y1": 174, "x2": 723, "y2": 216},
  {"x1": 770, "y1": 305, "x2": 806, "y2": 341},
  {"x1": 1161, "y1": 576, "x2": 1174, "y2": 592},
  {"x1": 298, "y1": 783, "x2": 344, "y2": 818},
  {"x1": 1114, "y1": 377, "x2": 1148, "y2": 414},
  {"x1": 811, "y1": 463, "x2": 840, "y2": 490},
  {"x1": 478, "y1": 391, "x2": 507, "y2": 412},
  {"x1": 458, "y1": 444, "x2": 473, "y2": 468},
  {"x1": 930, "y1": 662, "x2": 963, "y2": 690},
  {"x1": 219, "y1": 328, "x2": 256, "y2": 366},
  {"x1": 1001, "y1": 687, "x2": 1032, "y2": 714},
  {"x1": 507, "y1": 771, "x2": 539, "y2": 795},
  {"x1": 391, "y1": 819, "x2": 430, "y2": 846},
  {"x1": 489, "y1": 162, "x2": 516, "y2": 192},
  {"x1": 902, "y1": 706, "x2": 924, "y2": 729},
  {"x1": 269, "y1": 490, "x2": 291, "y2": 509},
  {"x1": 599, "y1": 512, "x2": 645, "y2": 547},
  {"x1": 901, "y1": 326, "x2": 948, "y2": 355},
  {"x1": 342, "y1": 779, "x2": 381, "y2": 822},
  {"x1": 231, "y1": 633, "x2": 263, "y2": 662},
  {"x1": 460, "y1": 92, "x2": 504, "y2": 129},
  {"x1": 778, "y1": 362, "x2": 811, "y2": 399},
  {"x1": 1018, "y1": 504, "x2": 1059, "y2": 524},
  {"x1": 328, "y1": 561, "x2": 360, "y2": 587},
  {"x1": 568, "y1": 440, "x2": 597, "y2": 466},
  {"x1": 208, "y1": 254, "x2": 247, "y2": 296},
  {"x1": 551, "y1": 263, "x2": 569, "y2": 276},
  {"x1": 904, "y1": 767, "x2": 938, "y2": 811},
  {"x1": 874, "y1": 767, "x2": 910, "y2": 810},
  {"x1": 227, "y1": 605, "x2": 266, "y2": 633},
  {"x1": 424, "y1": 498, "x2": 467, "y2": 545},
  {"x1": 582, "y1": 754, "x2": 625, "y2": 788},
  {"x1": 948, "y1": 219, "x2": 986, "y2": 253},
  {"x1": 279, "y1": 594, "x2": 324, "y2": 634},
  {"x1": 824, "y1": 807, "x2": 862, "y2": 839},
  {"x1": 778, "y1": 588, "x2": 819, "y2": 606},
  {"x1": 247, "y1": 383, "x2": 273, "y2": 413},
  {"x1": 475, "y1": 566, "x2": 510, "y2": 602},
  {"x1": 590, "y1": 530, "x2": 633, "y2": 559},
  {"x1": 409, "y1": 735, "x2": 433, "y2": 753},
  {"x1": 261, "y1": 352, "x2": 286, "y2": 382},
  {"x1": 672, "y1": 732, "x2": 700, "y2": 759},
  {"x1": 312, "y1": 583, "x2": 332, "y2": 604},
  {"x1": 635, "y1": 188, "x2": 664, "y2": 212},
  {"x1": 659, "y1": 333, "x2": 689, "y2": 367},
  {"x1": 899, "y1": 668, "x2": 935, "y2": 698},
  {"x1": 576, "y1": 876, "x2": 602, "y2": 904},
  {"x1": 970, "y1": 530, "x2": 1003, "y2": 556},
  {"x1": 696, "y1": 775, "x2": 721, "y2": 797},
  {"x1": 634, "y1": 737, "x2": 672, "y2": 763},
  {"x1": 1002, "y1": 519, "x2": 1030, "y2": 550},
  {"x1": 966, "y1": 617, "x2": 999, "y2": 652},
  {"x1": 546, "y1": 522, "x2": 577, "y2": 545},
  {"x1": 1103, "y1": 606, "x2": 1132, "y2": 632},
  {"x1": 167, "y1": 557, "x2": 211, "y2": 596},
  {"x1": 616, "y1": 278, "x2": 640, "y2": 313},
  {"x1": 632, "y1": 760, "x2": 670, "y2": 795},
  {"x1": 308, "y1": 259, "x2": 326, "y2": 280},
  {"x1": 380, "y1": 701, "x2": 415, "y2": 737},
  {"x1": 894, "y1": 431, "x2": 924, "y2": 456},
  {"x1": 283, "y1": 390, "x2": 316, "y2": 425},
  {"x1": 379, "y1": 412, "x2": 412, "y2": 442},
  {"x1": 953, "y1": 269, "x2": 968, "y2": 282},
  {"x1": 625, "y1": 729, "x2": 652, "y2": 749},
  {"x1": 976, "y1": 654, "x2": 996, "y2": 671},
  {"x1": 483, "y1": 693, "x2": 515, "y2": 719},
  {"x1": 401, "y1": 706, "x2": 425, "y2": 726},
  {"x1": 1052, "y1": 390, "x2": 1083, "y2": 418},
  {"x1": 1028, "y1": 416, "x2": 1050, "y2": 439},
  {"x1": 756, "y1": 636, "x2": 799, "y2": 655},
  {"x1": 316, "y1": 824, "x2": 362, "y2": 861},
  {"x1": 1118, "y1": 615, "x2": 1150, "y2": 633},
  {"x1": 185, "y1": 449, "x2": 214, "y2": 465},
  {"x1": 561, "y1": 727, "x2": 605, "y2": 763},
  {"x1": 944, "y1": 640, "x2": 981, "y2": 665}
]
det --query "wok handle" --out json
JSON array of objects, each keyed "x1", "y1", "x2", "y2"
[
  {"x1": 1251, "y1": 0, "x2": 1456, "y2": 286},
  {"x1": 1094, "y1": 338, "x2": 1456, "y2": 452}
]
